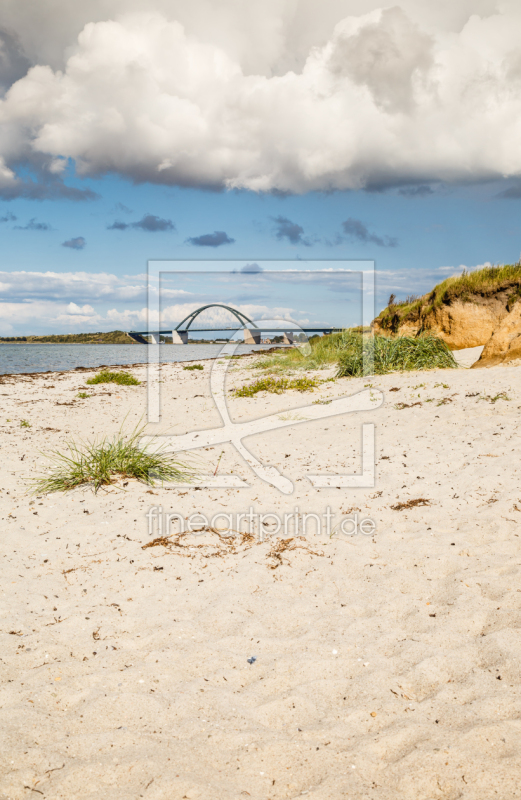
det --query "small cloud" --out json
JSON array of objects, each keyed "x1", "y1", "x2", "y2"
[
  {"x1": 0, "y1": 211, "x2": 16, "y2": 223},
  {"x1": 398, "y1": 185, "x2": 434, "y2": 197},
  {"x1": 67, "y1": 302, "x2": 95, "y2": 315},
  {"x1": 14, "y1": 217, "x2": 52, "y2": 231},
  {"x1": 186, "y1": 230, "x2": 235, "y2": 247},
  {"x1": 241, "y1": 263, "x2": 263, "y2": 273},
  {"x1": 107, "y1": 219, "x2": 129, "y2": 230},
  {"x1": 115, "y1": 202, "x2": 132, "y2": 214},
  {"x1": 133, "y1": 214, "x2": 174, "y2": 232},
  {"x1": 496, "y1": 184, "x2": 521, "y2": 199},
  {"x1": 341, "y1": 218, "x2": 398, "y2": 248},
  {"x1": 62, "y1": 236, "x2": 86, "y2": 250},
  {"x1": 107, "y1": 214, "x2": 175, "y2": 232},
  {"x1": 272, "y1": 215, "x2": 311, "y2": 246}
]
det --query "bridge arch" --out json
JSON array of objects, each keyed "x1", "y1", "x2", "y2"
[{"x1": 175, "y1": 304, "x2": 256, "y2": 331}]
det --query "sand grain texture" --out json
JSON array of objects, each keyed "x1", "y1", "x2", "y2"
[{"x1": 1, "y1": 356, "x2": 521, "y2": 798}]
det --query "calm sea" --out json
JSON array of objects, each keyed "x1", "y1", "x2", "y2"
[{"x1": 0, "y1": 343, "x2": 267, "y2": 375}]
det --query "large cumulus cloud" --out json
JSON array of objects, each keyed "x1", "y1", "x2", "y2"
[{"x1": 1, "y1": 3, "x2": 521, "y2": 195}]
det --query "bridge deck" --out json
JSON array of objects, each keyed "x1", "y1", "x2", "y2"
[{"x1": 131, "y1": 327, "x2": 342, "y2": 334}]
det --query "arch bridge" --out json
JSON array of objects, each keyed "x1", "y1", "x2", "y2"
[
  {"x1": 129, "y1": 303, "x2": 337, "y2": 344},
  {"x1": 174, "y1": 304, "x2": 256, "y2": 338},
  {"x1": 129, "y1": 304, "x2": 264, "y2": 344}
]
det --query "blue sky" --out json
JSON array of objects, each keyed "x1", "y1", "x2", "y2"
[
  {"x1": 3, "y1": 175, "x2": 521, "y2": 274},
  {"x1": 2, "y1": 173, "x2": 520, "y2": 336},
  {"x1": 1, "y1": 1, "x2": 521, "y2": 335}
]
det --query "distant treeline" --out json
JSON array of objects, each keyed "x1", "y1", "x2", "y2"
[{"x1": 0, "y1": 330, "x2": 136, "y2": 344}]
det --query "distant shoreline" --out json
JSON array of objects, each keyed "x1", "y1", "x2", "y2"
[
  {"x1": 0, "y1": 342, "x2": 141, "y2": 345},
  {"x1": 0, "y1": 329, "x2": 136, "y2": 345},
  {"x1": 0, "y1": 341, "x2": 257, "y2": 346}
]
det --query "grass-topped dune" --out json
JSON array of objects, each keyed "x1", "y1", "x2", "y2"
[
  {"x1": 374, "y1": 263, "x2": 521, "y2": 352},
  {"x1": 372, "y1": 262, "x2": 521, "y2": 367}
]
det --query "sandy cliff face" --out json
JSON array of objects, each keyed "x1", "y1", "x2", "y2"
[
  {"x1": 373, "y1": 319, "x2": 421, "y2": 338},
  {"x1": 372, "y1": 274, "x2": 521, "y2": 368},
  {"x1": 422, "y1": 301, "x2": 504, "y2": 350},
  {"x1": 373, "y1": 300, "x2": 506, "y2": 350},
  {"x1": 472, "y1": 300, "x2": 521, "y2": 367}
]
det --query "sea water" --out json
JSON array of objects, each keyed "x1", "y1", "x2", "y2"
[{"x1": 0, "y1": 343, "x2": 267, "y2": 375}]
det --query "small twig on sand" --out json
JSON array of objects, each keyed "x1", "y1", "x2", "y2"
[{"x1": 213, "y1": 450, "x2": 225, "y2": 476}]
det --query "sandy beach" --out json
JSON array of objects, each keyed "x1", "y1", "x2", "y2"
[{"x1": 1, "y1": 352, "x2": 521, "y2": 799}]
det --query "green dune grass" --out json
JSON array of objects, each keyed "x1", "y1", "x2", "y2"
[
  {"x1": 34, "y1": 426, "x2": 193, "y2": 493},
  {"x1": 86, "y1": 370, "x2": 140, "y2": 386},
  {"x1": 336, "y1": 333, "x2": 457, "y2": 377},
  {"x1": 249, "y1": 329, "x2": 456, "y2": 379}
]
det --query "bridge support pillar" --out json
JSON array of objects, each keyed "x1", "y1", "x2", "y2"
[
  {"x1": 148, "y1": 333, "x2": 160, "y2": 344},
  {"x1": 172, "y1": 330, "x2": 188, "y2": 344},
  {"x1": 243, "y1": 327, "x2": 261, "y2": 344},
  {"x1": 128, "y1": 332, "x2": 148, "y2": 344},
  {"x1": 282, "y1": 332, "x2": 294, "y2": 345}
]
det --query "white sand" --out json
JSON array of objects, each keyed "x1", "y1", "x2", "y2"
[
  {"x1": 1, "y1": 354, "x2": 521, "y2": 799},
  {"x1": 452, "y1": 345, "x2": 484, "y2": 368}
]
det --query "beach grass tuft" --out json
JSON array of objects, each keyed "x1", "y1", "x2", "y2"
[
  {"x1": 86, "y1": 370, "x2": 140, "y2": 386},
  {"x1": 234, "y1": 375, "x2": 319, "y2": 397},
  {"x1": 250, "y1": 329, "x2": 455, "y2": 378},
  {"x1": 183, "y1": 364, "x2": 204, "y2": 371},
  {"x1": 252, "y1": 329, "x2": 369, "y2": 374},
  {"x1": 337, "y1": 333, "x2": 457, "y2": 377},
  {"x1": 34, "y1": 425, "x2": 193, "y2": 493}
]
